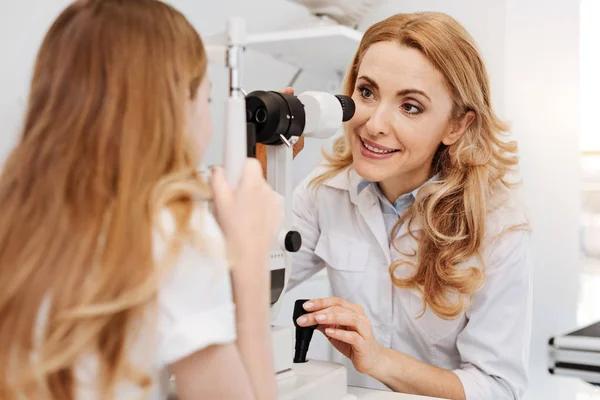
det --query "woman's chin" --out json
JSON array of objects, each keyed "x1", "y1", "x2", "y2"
[{"x1": 353, "y1": 159, "x2": 388, "y2": 183}]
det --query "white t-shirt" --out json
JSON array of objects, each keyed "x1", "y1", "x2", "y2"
[{"x1": 38, "y1": 206, "x2": 237, "y2": 399}]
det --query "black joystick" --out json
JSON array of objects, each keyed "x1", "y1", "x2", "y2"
[{"x1": 292, "y1": 299, "x2": 317, "y2": 363}]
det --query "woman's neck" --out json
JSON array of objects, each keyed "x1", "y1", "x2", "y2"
[{"x1": 378, "y1": 165, "x2": 433, "y2": 203}]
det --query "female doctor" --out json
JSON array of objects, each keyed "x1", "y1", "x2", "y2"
[{"x1": 285, "y1": 12, "x2": 532, "y2": 400}]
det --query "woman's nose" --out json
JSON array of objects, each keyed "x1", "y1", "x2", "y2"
[{"x1": 365, "y1": 104, "x2": 391, "y2": 136}]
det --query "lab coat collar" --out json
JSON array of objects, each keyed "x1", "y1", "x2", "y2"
[
  {"x1": 324, "y1": 167, "x2": 421, "y2": 264},
  {"x1": 322, "y1": 167, "x2": 391, "y2": 263},
  {"x1": 322, "y1": 167, "x2": 423, "y2": 254},
  {"x1": 319, "y1": 167, "x2": 380, "y2": 207},
  {"x1": 317, "y1": 166, "x2": 354, "y2": 192}
]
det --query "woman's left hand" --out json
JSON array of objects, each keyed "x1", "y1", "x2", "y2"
[{"x1": 296, "y1": 297, "x2": 386, "y2": 376}]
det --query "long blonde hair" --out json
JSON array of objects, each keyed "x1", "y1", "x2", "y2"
[
  {"x1": 313, "y1": 12, "x2": 523, "y2": 319},
  {"x1": 0, "y1": 0, "x2": 209, "y2": 397}
]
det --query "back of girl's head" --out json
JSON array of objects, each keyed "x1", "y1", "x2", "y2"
[
  {"x1": 21, "y1": 0, "x2": 206, "y2": 195},
  {"x1": 316, "y1": 12, "x2": 521, "y2": 319},
  {"x1": 0, "y1": 0, "x2": 208, "y2": 397}
]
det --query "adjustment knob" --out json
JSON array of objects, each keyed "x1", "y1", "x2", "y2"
[
  {"x1": 335, "y1": 94, "x2": 356, "y2": 122},
  {"x1": 285, "y1": 231, "x2": 302, "y2": 252}
]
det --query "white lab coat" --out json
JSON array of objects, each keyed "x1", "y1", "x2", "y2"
[{"x1": 289, "y1": 166, "x2": 533, "y2": 400}]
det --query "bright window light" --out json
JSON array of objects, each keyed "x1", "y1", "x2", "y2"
[{"x1": 581, "y1": 0, "x2": 600, "y2": 152}]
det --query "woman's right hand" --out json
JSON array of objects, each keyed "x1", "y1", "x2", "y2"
[{"x1": 210, "y1": 159, "x2": 282, "y2": 269}]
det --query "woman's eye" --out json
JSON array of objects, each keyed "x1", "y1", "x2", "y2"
[
  {"x1": 402, "y1": 103, "x2": 421, "y2": 114},
  {"x1": 358, "y1": 86, "x2": 373, "y2": 99}
]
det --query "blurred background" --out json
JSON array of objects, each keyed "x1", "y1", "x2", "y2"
[{"x1": 0, "y1": 0, "x2": 598, "y2": 398}]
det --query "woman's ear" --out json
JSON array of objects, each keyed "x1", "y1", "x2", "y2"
[{"x1": 442, "y1": 110, "x2": 476, "y2": 146}]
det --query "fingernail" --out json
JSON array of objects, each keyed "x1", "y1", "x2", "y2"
[
  {"x1": 297, "y1": 316, "x2": 307, "y2": 325},
  {"x1": 316, "y1": 314, "x2": 326, "y2": 322},
  {"x1": 303, "y1": 302, "x2": 313, "y2": 310},
  {"x1": 325, "y1": 328, "x2": 335, "y2": 336}
]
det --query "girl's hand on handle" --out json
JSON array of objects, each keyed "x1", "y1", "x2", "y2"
[{"x1": 211, "y1": 158, "x2": 282, "y2": 268}]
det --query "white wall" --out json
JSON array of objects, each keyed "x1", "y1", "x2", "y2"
[
  {"x1": 580, "y1": 0, "x2": 600, "y2": 152},
  {"x1": 504, "y1": 0, "x2": 583, "y2": 399},
  {"x1": 0, "y1": 0, "x2": 72, "y2": 164}
]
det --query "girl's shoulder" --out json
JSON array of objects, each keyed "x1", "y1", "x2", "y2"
[{"x1": 154, "y1": 202, "x2": 227, "y2": 263}]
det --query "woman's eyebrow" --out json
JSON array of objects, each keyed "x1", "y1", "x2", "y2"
[
  {"x1": 357, "y1": 75, "x2": 379, "y2": 90},
  {"x1": 357, "y1": 75, "x2": 431, "y2": 102},
  {"x1": 397, "y1": 89, "x2": 431, "y2": 102}
]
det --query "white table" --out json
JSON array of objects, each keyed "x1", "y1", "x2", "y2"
[
  {"x1": 348, "y1": 386, "x2": 446, "y2": 399},
  {"x1": 276, "y1": 359, "x2": 446, "y2": 400}
]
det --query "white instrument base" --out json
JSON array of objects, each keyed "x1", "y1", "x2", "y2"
[
  {"x1": 167, "y1": 325, "x2": 440, "y2": 399},
  {"x1": 272, "y1": 325, "x2": 294, "y2": 374},
  {"x1": 277, "y1": 359, "x2": 355, "y2": 400}
]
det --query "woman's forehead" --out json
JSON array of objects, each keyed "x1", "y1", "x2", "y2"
[{"x1": 357, "y1": 42, "x2": 447, "y2": 97}]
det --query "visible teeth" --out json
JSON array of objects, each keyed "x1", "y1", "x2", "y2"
[{"x1": 362, "y1": 139, "x2": 395, "y2": 154}]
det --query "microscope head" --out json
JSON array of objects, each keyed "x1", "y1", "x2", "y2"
[{"x1": 245, "y1": 90, "x2": 355, "y2": 145}]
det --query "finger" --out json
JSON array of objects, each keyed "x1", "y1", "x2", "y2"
[
  {"x1": 315, "y1": 309, "x2": 370, "y2": 335},
  {"x1": 243, "y1": 158, "x2": 264, "y2": 179},
  {"x1": 239, "y1": 159, "x2": 266, "y2": 193},
  {"x1": 209, "y1": 167, "x2": 234, "y2": 230},
  {"x1": 303, "y1": 297, "x2": 363, "y2": 314},
  {"x1": 210, "y1": 166, "x2": 232, "y2": 204},
  {"x1": 295, "y1": 309, "x2": 325, "y2": 327},
  {"x1": 316, "y1": 324, "x2": 341, "y2": 342},
  {"x1": 280, "y1": 87, "x2": 294, "y2": 95},
  {"x1": 296, "y1": 305, "x2": 341, "y2": 326},
  {"x1": 296, "y1": 306, "x2": 367, "y2": 332},
  {"x1": 324, "y1": 328, "x2": 364, "y2": 347}
]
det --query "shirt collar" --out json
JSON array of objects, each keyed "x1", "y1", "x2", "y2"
[{"x1": 357, "y1": 175, "x2": 439, "y2": 215}]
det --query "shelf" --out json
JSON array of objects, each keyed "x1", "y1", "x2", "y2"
[{"x1": 205, "y1": 24, "x2": 363, "y2": 75}]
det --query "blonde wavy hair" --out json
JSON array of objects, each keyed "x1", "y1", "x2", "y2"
[
  {"x1": 0, "y1": 0, "x2": 211, "y2": 398},
  {"x1": 312, "y1": 12, "x2": 523, "y2": 319}
]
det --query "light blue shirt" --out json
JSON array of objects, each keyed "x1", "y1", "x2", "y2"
[{"x1": 357, "y1": 176, "x2": 438, "y2": 241}]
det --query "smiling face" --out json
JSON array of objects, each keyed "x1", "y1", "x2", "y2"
[{"x1": 347, "y1": 41, "x2": 473, "y2": 201}]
